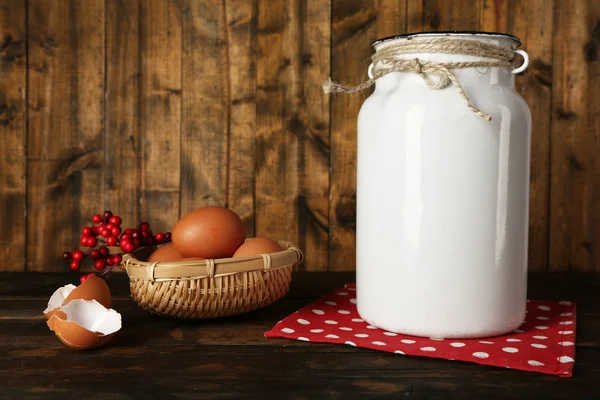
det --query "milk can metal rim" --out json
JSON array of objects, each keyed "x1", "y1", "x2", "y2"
[{"x1": 372, "y1": 30, "x2": 522, "y2": 47}]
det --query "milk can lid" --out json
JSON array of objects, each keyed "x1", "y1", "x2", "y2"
[{"x1": 372, "y1": 31, "x2": 522, "y2": 47}]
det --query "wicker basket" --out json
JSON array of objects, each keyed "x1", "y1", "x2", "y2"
[{"x1": 121, "y1": 240, "x2": 303, "y2": 319}]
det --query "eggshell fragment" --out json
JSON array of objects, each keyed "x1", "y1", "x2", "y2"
[
  {"x1": 47, "y1": 299, "x2": 121, "y2": 350},
  {"x1": 43, "y1": 275, "x2": 111, "y2": 319},
  {"x1": 233, "y1": 237, "x2": 283, "y2": 258}
]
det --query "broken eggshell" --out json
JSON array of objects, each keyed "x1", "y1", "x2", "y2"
[
  {"x1": 47, "y1": 299, "x2": 122, "y2": 350},
  {"x1": 43, "y1": 275, "x2": 111, "y2": 319}
]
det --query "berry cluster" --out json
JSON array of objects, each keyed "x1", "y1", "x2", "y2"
[{"x1": 62, "y1": 210, "x2": 170, "y2": 281}]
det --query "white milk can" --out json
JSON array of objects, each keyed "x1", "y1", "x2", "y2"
[{"x1": 350, "y1": 32, "x2": 531, "y2": 338}]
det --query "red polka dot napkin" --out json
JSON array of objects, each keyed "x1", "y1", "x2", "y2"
[{"x1": 265, "y1": 284, "x2": 576, "y2": 377}]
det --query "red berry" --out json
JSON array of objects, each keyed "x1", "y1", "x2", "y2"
[
  {"x1": 92, "y1": 214, "x2": 103, "y2": 224},
  {"x1": 141, "y1": 231, "x2": 149, "y2": 238},
  {"x1": 131, "y1": 231, "x2": 140, "y2": 239},
  {"x1": 62, "y1": 251, "x2": 72, "y2": 260},
  {"x1": 99, "y1": 247, "x2": 109, "y2": 257},
  {"x1": 103, "y1": 210, "x2": 113, "y2": 221},
  {"x1": 90, "y1": 250, "x2": 101, "y2": 259},
  {"x1": 165, "y1": 232, "x2": 172, "y2": 242},
  {"x1": 154, "y1": 232, "x2": 165, "y2": 242},
  {"x1": 80, "y1": 273, "x2": 94, "y2": 283},
  {"x1": 69, "y1": 260, "x2": 80, "y2": 271},
  {"x1": 101, "y1": 229, "x2": 112, "y2": 238},
  {"x1": 124, "y1": 228, "x2": 136, "y2": 234},
  {"x1": 92, "y1": 226, "x2": 100, "y2": 236},
  {"x1": 94, "y1": 259, "x2": 106, "y2": 271},
  {"x1": 111, "y1": 254, "x2": 122, "y2": 265},
  {"x1": 105, "y1": 223, "x2": 115, "y2": 231},
  {"x1": 80, "y1": 236, "x2": 88, "y2": 246},
  {"x1": 121, "y1": 233, "x2": 131, "y2": 242},
  {"x1": 87, "y1": 236, "x2": 98, "y2": 247},
  {"x1": 81, "y1": 227, "x2": 93, "y2": 237},
  {"x1": 133, "y1": 238, "x2": 141, "y2": 247},
  {"x1": 111, "y1": 227, "x2": 122, "y2": 237},
  {"x1": 72, "y1": 250, "x2": 85, "y2": 261},
  {"x1": 109, "y1": 216, "x2": 122, "y2": 226},
  {"x1": 106, "y1": 236, "x2": 118, "y2": 246},
  {"x1": 140, "y1": 222, "x2": 150, "y2": 232},
  {"x1": 124, "y1": 242, "x2": 135, "y2": 253}
]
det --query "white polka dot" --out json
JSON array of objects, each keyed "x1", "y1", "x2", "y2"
[
  {"x1": 349, "y1": 298, "x2": 357, "y2": 304},
  {"x1": 513, "y1": 329, "x2": 524, "y2": 333},
  {"x1": 325, "y1": 301, "x2": 337, "y2": 306},
  {"x1": 312, "y1": 309, "x2": 324, "y2": 315},
  {"x1": 351, "y1": 318, "x2": 364, "y2": 323},
  {"x1": 473, "y1": 352, "x2": 489, "y2": 359},
  {"x1": 559, "y1": 321, "x2": 573, "y2": 325},
  {"x1": 420, "y1": 347, "x2": 436, "y2": 352},
  {"x1": 325, "y1": 320, "x2": 338, "y2": 325},
  {"x1": 339, "y1": 327, "x2": 352, "y2": 331},
  {"x1": 559, "y1": 330, "x2": 574, "y2": 335},
  {"x1": 502, "y1": 347, "x2": 519, "y2": 353},
  {"x1": 298, "y1": 337, "x2": 310, "y2": 342},
  {"x1": 383, "y1": 332, "x2": 397, "y2": 336},
  {"x1": 355, "y1": 333, "x2": 369, "y2": 338},
  {"x1": 338, "y1": 310, "x2": 350, "y2": 315},
  {"x1": 533, "y1": 335, "x2": 547, "y2": 339},
  {"x1": 450, "y1": 342, "x2": 465, "y2": 347},
  {"x1": 430, "y1": 337, "x2": 445, "y2": 341},
  {"x1": 559, "y1": 301, "x2": 572, "y2": 305},
  {"x1": 528, "y1": 360, "x2": 544, "y2": 367},
  {"x1": 538, "y1": 305, "x2": 551, "y2": 311},
  {"x1": 337, "y1": 292, "x2": 348, "y2": 296},
  {"x1": 367, "y1": 325, "x2": 378, "y2": 329},
  {"x1": 401, "y1": 339, "x2": 415, "y2": 344},
  {"x1": 325, "y1": 334, "x2": 339, "y2": 339},
  {"x1": 506, "y1": 338, "x2": 521, "y2": 342},
  {"x1": 558, "y1": 356, "x2": 574, "y2": 363},
  {"x1": 297, "y1": 318, "x2": 310, "y2": 325},
  {"x1": 479, "y1": 341, "x2": 494, "y2": 344},
  {"x1": 281, "y1": 328, "x2": 295, "y2": 333},
  {"x1": 348, "y1": 287, "x2": 356, "y2": 291},
  {"x1": 559, "y1": 341, "x2": 574, "y2": 346},
  {"x1": 394, "y1": 350, "x2": 405, "y2": 355},
  {"x1": 536, "y1": 316, "x2": 549, "y2": 320},
  {"x1": 310, "y1": 329, "x2": 324, "y2": 333},
  {"x1": 372, "y1": 341, "x2": 386, "y2": 346},
  {"x1": 345, "y1": 341, "x2": 356, "y2": 347},
  {"x1": 560, "y1": 312, "x2": 573, "y2": 317},
  {"x1": 531, "y1": 343, "x2": 547, "y2": 349},
  {"x1": 534, "y1": 326, "x2": 549, "y2": 330}
]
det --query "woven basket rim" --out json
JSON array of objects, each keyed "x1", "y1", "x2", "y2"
[{"x1": 123, "y1": 239, "x2": 303, "y2": 282}]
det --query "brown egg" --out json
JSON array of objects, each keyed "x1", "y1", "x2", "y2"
[
  {"x1": 147, "y1": 244, "x2": 183, "y2": 263},
  {"x1": 47, "y1": 299, "x2": 121, "y2": 350},
  {"x1": 172, "y1": 206, "x2": 246, "y2": 258},
  {"x1": 43, "y1": 275, "x2": 111, "y2": 319},
  {"x1": 233, "y1": 237, "x2": 283, "y2": 257}
]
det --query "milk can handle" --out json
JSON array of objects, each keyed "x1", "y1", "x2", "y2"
[
  {"x1": 367, "y1": 49, "x2": 530, "y2": 77},
  {"x1": 511, "y1": 50, "x2": 529, "y2": 74}
]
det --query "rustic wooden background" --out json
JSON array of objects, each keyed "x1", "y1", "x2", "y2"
[{"x1": 0, "y1": 0, "x2": 598, "y2": 272}]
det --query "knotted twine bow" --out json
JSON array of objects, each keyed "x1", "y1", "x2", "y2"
[{"x1": 322, "y1": 38, "x2": 517, "y2": 121}]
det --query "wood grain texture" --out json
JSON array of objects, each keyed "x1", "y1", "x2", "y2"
[
  {"x1": 330, "y1": 0, "x2": 377, "y2": 271},
  {"x1": 549, "y1": 0, "x2": 592, "y2": 271},
  {"x1": 511, "y1": 0, "x2": 553, "y2": 272},
  {"x1": 0, "y1": 271, "x2": 599, "y2": 399},
  {"x1": 139, "y1": 0, "x2": 182, "y2": 232},
  {"x1": 0, "y1": 1, "x2": 598, "y2": 272},
  {"x1": 255, "y1": 0, "x2": 300, "y2": 246},
  {"x1": 27, "y1": 0, "x2": 105, "y2": 271},
  {"x1": 181, "y1": 0, "x2": 228, "y2": 214},
  {"x1": 225, "y1": 0, "x2": 257, "y2": 235},
  {"x1": 105, "y1": 0, "x2": 142, "y2": 230},
  {"x1": 0, "y1": 0, "x2": 27, "y2": 271},
  {"x1": 296, "y1": 0, "x2": 330, "y2": 271}
]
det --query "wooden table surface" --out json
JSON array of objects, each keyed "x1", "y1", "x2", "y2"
[{"x1": 1, "y1": 272, "x2": 599, "y2": 399}]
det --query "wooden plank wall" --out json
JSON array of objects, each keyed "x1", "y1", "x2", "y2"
[{"x1": 0, "y1": 0, "x2": 598, "y2": 272}]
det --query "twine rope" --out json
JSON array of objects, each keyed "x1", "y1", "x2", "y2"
[{"x1": 322, "y1": 38, "x2": 517, "y2": 121}]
